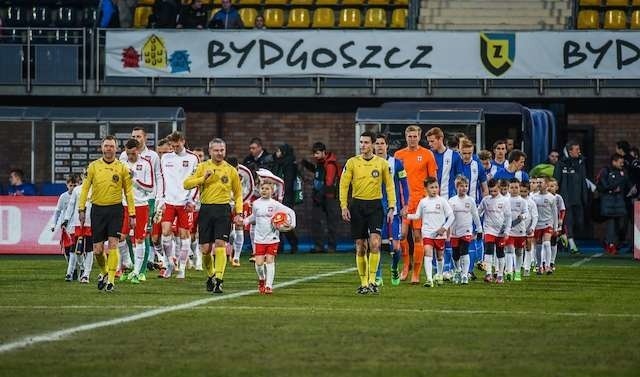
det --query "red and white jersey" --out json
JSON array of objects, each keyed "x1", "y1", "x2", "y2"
[
  {"x1": 553, "y1": 193, "x2": 566, "y2": 230},
  {"x1": 508, "y1": 195, "x2": 529, "y2": 237},
  {"x1": 448, "y1": 194, "x2": 482, "y2": 237},
  {"x1": 121, "y1": 146, "x2": 162, "y2": 199},
  {"x1": 255, "y1": 168, "x2": 284, "y2": 202},
  {"x1": 64, "y1": 185, "x2": 92, "y2": 228},
  {"x1": 478, "y1": 194, "x2": 511, "y2": 237},
  {"x1": 533, "y1": 192, "x2": 558, "y2": 230},
  {"x1": 120, "y1": 157, "x2": 154, "y2": 207},
  {"x1": 160, "y1": 149, "x2": 199, "y2": 206},
  {"x1": 243, "y1": 197, "x2": 296, "y2": 244},
  {"x1": 407, "y1": 196, "x2": 454, "y2": 240},
  {"x1": 524, "y1": 196, "x2": 538, "y2": 234}
]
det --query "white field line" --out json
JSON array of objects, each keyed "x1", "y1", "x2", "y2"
[
  {"x1": 0, "y1": 267, "x2": 356, "y2": 354},
  {"x1": 569, "y1": 253, "x2": 604, "y2": 267},
  {"x1": 2, "y1": 305, "x2": 638, "y2": 319}
]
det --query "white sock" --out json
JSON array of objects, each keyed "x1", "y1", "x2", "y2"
[
  {"x1": 134, "y1": 243, "x2": 145, "y2": 274},
  {"x1": 437, "y1": 259, "x2": 444, "y2": 276},
  {"x1": 265, "y1": 262, "x2": 275, "y2": 288},
  {"x1": 162, "y1": 235, "x2": 174, "y2": 260},
  {"x1": 179, "y1": 238, "x2": 190, "y2": 267},
  {"x1": 153, "y1": 242, "x2": 163, "y2": 261},
  {"x1": 505, "y1": 252, "x2": 514, "y2": 274},
  {"x1": 492, "y1": 254, "x2": 497, "y2": 274},
  {"x1": 255, "y1": 263, "x2": 266, "y2": 280},
  {"x1": 497, "y1": 257, "x2": 505, "y2": 277},
  {"x1": 523, "y1": 249, "x2": 532, "y2": 271},
  {"x1": 424, "y1": 256, "x2": 433, "y2": 281},
  {"x1": 233, "y1": 229, "x2": 244, "y2": 260},
  {"x1": 483, "y1": 254, "x2": 493, "y2": 276},
  {"x1": 118, "y1": 241, "x2": 131, "y2": 269},
  {"x1": 82, "y1": 251, "x2": 93, "y2": 278},
  {"x1": 515, "y1": 249, "x2": 523, "y2": 271},
  {"x1": 535, "y1": 244, "x2": 543, "y2": 268},
  {"x1": 542, "y1": 241, "x2": 552, "y2": 267},
  {"x1": 66, "y1": 253, "x2": 77, "y2": 277},
  {"x1": 461, "y1": 254, "x2": 470, "y2": 277},
  {"x1": 568, "y1": 238, "x2": 577, "y2": 251},
  {"x1": 551, "y1": 244, "x2": 558, "y2": 264}
]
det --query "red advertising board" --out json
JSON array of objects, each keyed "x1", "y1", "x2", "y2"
[
  {"x1": 0, "y1": 196, "x2": 62, "y2": 255},
  {"x1": 635, "y1": 200, "x2": 640, "y2": 261}
]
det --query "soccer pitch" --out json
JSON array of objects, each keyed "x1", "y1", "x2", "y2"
[{"x1": 0, "y1": 253, "x2": 639, "y2": 377}]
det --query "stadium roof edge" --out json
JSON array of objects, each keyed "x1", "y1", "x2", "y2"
[{"x1": 0, "y1": 107, "x2": 185, "y2": 122}]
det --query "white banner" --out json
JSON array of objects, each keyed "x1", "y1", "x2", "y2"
[{"x1": 105, "y1": 30, "x2": 640, "y2": 79}]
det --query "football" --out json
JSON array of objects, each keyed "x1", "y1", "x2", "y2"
[{"x1": 271, "y1": 211, "x2": 293, "y2": 232}]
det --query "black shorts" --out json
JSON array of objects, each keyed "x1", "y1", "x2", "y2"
[
  {"x1": 90, "y1": 204, "x2": 124, "y2": 243},
  {"x1": 349, "y1": 199, "x2": 383, "y2": 240},
  {"x1": 198, "y1": 204, "x2": 231, "y2": 244}
]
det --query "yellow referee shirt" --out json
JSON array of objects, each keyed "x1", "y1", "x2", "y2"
[
  {"x1": 78, "y1": 158, "x2": 135, "y2": 216},
  {"x1": 339, "y1": 154, "x2": 396, "y2": 210},
  {"x1": 184, "y1": 160, "x2": 243, "y2": 213}
]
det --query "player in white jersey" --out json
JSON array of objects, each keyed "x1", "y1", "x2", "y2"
[
  {"x1": 50, "y1": 175, "x2": 79, "y2": 281},
  {"x1": 478, "y1": 179, "x2": 512, "y2": 284},
  {"x1": 406, "y1": 177, "x2": 454, "y2": 287},
  {"x1": 243, "y1": 181, "x2": 296, "y2": 294},
  {"x1": 521, "y1": 181, "x2": 538, "y2": 277},
  {"x1": 226, "y1": 157, "x2": 253, "y2": 267},
  {"x1": 62, "y1": 172, "x2": 94, "y2": 284},
  {"x1": 505, "y1": 179, "x2": 529, "y2": 281},
  {"x1": 158, "y1": 131, "x2": 200, "y2": 278},
  {"x1": 149, "y1": 139, "x2": 173, "y2": 275},
  {"x1": 448, "y1": 176, "x2": 482, "y2": 285},
  {"x1": 547, "y1": 177, "x2": 566, "y2": 271},
  {"x1": 117, "y1": 139, "x2": 154, "y2": 284},
  {"x1": 532, "y1": 176, "x2": 558, "y2": 275}
]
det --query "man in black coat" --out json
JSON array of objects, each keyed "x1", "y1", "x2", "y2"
[
  {"x1": 242, "y1": 137, "x2": 274, "y2": 173},
  {"x1": 597, "y1": 154, "x2": 631, "y2": 255},
  {"x1": 553, "y1": 141, "x2": 589, "y2": 254}
]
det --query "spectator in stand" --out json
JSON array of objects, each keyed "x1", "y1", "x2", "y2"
[
  {"x1": 149, "y1": 0, "x2": 179, "y2": 28},
  {"x1": 99, "y1": 0, "x2": 121, "y2": 28},
  {"x1": 597, "y1": 154, "x2": 631, "y2": 255},
  {"x1": 254, "y1": 14, "x2": 265, "y2": 29},
  {"x1": 273, "y1": 144, "x2": 299, "y2": 253},
  {"x1": 529, "y1": 149, "x2": 560, "y2": 178},
  {"x1": 243, "y1": 138, "x2": 274, "y2": 173},
  {"x1": 117, "y1": 0, "x2": 137, "y2": 28},
  {"x1": 7, "y1": 168, "x2": 36, "y2": 196},
  {"x1": 177, "y1": 0, "x2": 208, "y2": 29},
  {"x1": 208, "y1": 0, "x2": 243, "y2": 29},
  {"x1": 506, "y1": 138, "x2": 515, "y2": 154},
  {"x1": 301, "y1": 142, "x2": 340, "y2": 253},
  {"x1": 553, "y1": 141, "x2": 589, "y2": 255}
]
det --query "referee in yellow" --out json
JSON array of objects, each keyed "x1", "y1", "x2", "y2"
[
  {"x1": 340, "y1": 131, "x2": 396, "y2": 295},
  {"x1": 78, "y1": 135, "x2": 135, "y2": 293},
  {"x1": 184, "y1": 138, "x2": 242, "y2": 294}
]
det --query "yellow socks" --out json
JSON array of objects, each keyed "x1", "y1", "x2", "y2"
[
  {"x1": 107, "y1": 247, "x2": 120, "y2": 284},
  {"x1": 356, "y1": 254, "x2": 368, "y2": 287},
  {"x1": 368, "y1": 252, "x2": 380, "y2": 285},
  {"x1": 214, "y1": 247, "x2": 227, "y2": 280},
  {"x1": 95, "y1": 252, "x2": 108, "y2": 275},
  {"x1": 203, "y1": 252, "x2": 215, "y2": 277}
]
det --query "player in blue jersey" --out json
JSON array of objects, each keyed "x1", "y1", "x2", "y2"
[
  {"x1": 426, "y1": 127, "x2": 464, "y2": 199},
  {"x1": 493, "y1": 149, "x2": 530, "y2": 183},
  {"x1": 490, "y1": 140, "x2": 509, "y2": 177},
  {"x1": 374, "y1": 133, "x2": 410, "y2": 286},
  {"x1": 459, "y1": 138, "x2": 488, "y2": 204}
]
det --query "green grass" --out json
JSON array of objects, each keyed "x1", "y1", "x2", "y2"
[{"x1": 0, "y1": 253, "x2": 639, "y2": 377}]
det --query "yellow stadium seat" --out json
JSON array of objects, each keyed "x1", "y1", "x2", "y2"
[
  {"x1": 604, "y1": 9, "x2": 627, "y2": 28},
  {"x1": 606, "y1": 0, "x2": 629, "y2": 6},
  {"x1": 288, "y1": 8, "x2": 311, "y2": 28},
  {"x1": 237, "y1": 0, "x2": 262, "y2": 5},
  {"x1": 137, "y1": 0, "x2": 156, "y2": 5},
  {"x1": 579, "y1": 0, "x2": 601, "y2": 6},
  {"x1": 367, "y1": 0, "x2": 390, "y2": 4},
  {"x1": 389, "y1": 7, "x2": 407, "y2": 28},
  {"x1": 264, "y1": 8, "x2": 285, "y2": 27},
  {"x1": 338, "y1": 8, "x2": 361, "y2": 28},
  {"x1": 364, "y1": 8, "x2": 386, "y2": 28},
  {"x1": 200, "y1": 0, "x2": 213, "y2": 4},
  {"x1": 577, "y1": 10, "x2": 599, "y2": 29},
  {"x1": 342, "y1": 0, "x2": 365, "y2": 5},
  {"x1": 315, "y1": 0, "x2": 338, "y2": 4},
  {"x1": 394, "y1": 0, "x2": 408, "y2": 4},
  {"x1": 631, "y1": 10, "x2": 640, "y2": 28},
  {"x1": 312, "y1": 7, "x2": 335, "y2": 27},
  {"x1": 239, "y1": 7, "x2": 257, "y2": 28},
  {"x1": 133, "y1": 6, "x2": 153, "y2": 28},
  {"x1": 633, "y1": 0, "x2": 640, "y2": 5},
  {"x1": 290, "y1": 0, "x2": 313, "y2": 4},
  {"x1": 264, "y1": 0, "x2": 288, "y2": 4}
]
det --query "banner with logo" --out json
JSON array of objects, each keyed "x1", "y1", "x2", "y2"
[
  {"x1": 0, "y1": 196, "x2": 62, "y2": 255},
  {"x1": 105, "y1": 30, "x2": 640, "y2": 79}
]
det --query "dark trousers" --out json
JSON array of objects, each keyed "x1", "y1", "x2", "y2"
[
  {"x1": 564, "y1": 204, "x2": 584, "y2": 238},
  {"x1": 311, "y1": 197, "x2": 339, "y2": 251},
  {"x1": 606, "y1": 216, "x2": 626, "y2": 245},
  {"x1": 279, "y1": 230, "x2": 299, "y2": 253}
]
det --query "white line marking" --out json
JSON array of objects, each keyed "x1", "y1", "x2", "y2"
[
  {"x1": 0, "y1": 267, "x2": 356, "y2": 354},
  {"x1": 570, "y1": 253, "x2": 604, "y2": 267}
]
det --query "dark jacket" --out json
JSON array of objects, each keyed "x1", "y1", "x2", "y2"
[
  {"x1": 208, "y1": 7, "x2": 243, "y2": 29},
  {"x1": 302, "y1": 152, "x2": 339, "y2": 205},
  {"x1": 553, "y1": 155, "x2": 588, "y2": 206},
  {"x1": 597, "y1": 165, "x2": 630, "y2": 217},
  {"x1": 273, "y1": 144, "x2": 297, "y2": 208},
  {"x1": 243, "y1": 149, "x2": 274, "y2": 174},
  {"x1": 150, "y1": 0, "x2": 178, "y2": 28},
  {"x1": 177, "y1": 5, "x2": 207, "y2": 28}
]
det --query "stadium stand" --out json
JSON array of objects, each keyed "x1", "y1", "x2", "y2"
[
  {"x1": 604, "y1": 8, "x2": 627, "y2": 28},
  {"x1": 577, "y1": 8, "x2": 600, "y2": 28},
  {"x1": 239, "y1": 7, "x2": 258, "y2": 27},
  {"x1": 312, "y1": 7, "x2": 336, "y2": 27},
  {"x1": 632, "y1": 9, "x2": 640, "y2": 28},
  {"x1": 338, "y1": 8, "x2": 362, "y2": 28},
  {"x1": 288, "y1": 8, "x2": 311, "y2": 28},
  {"x1": 264, "y1": 7, "x2": 285, "y2": 27},
  {"x1": 364, "y1": 8, "x2": 387, "y2": 28},
  {"x1": 390, "y1": 7, "x2": 407, "y2": 28},
  {"x1": 576, "y1": 0, "x2": 640, "y2": 29},
  {"x1": 134, "y1": 6, "x2": 153, "y2": 28}
]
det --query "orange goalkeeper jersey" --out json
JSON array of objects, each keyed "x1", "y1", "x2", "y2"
[{"x1": 393, "y1": 146, "x2": 437, "y2": 210}]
